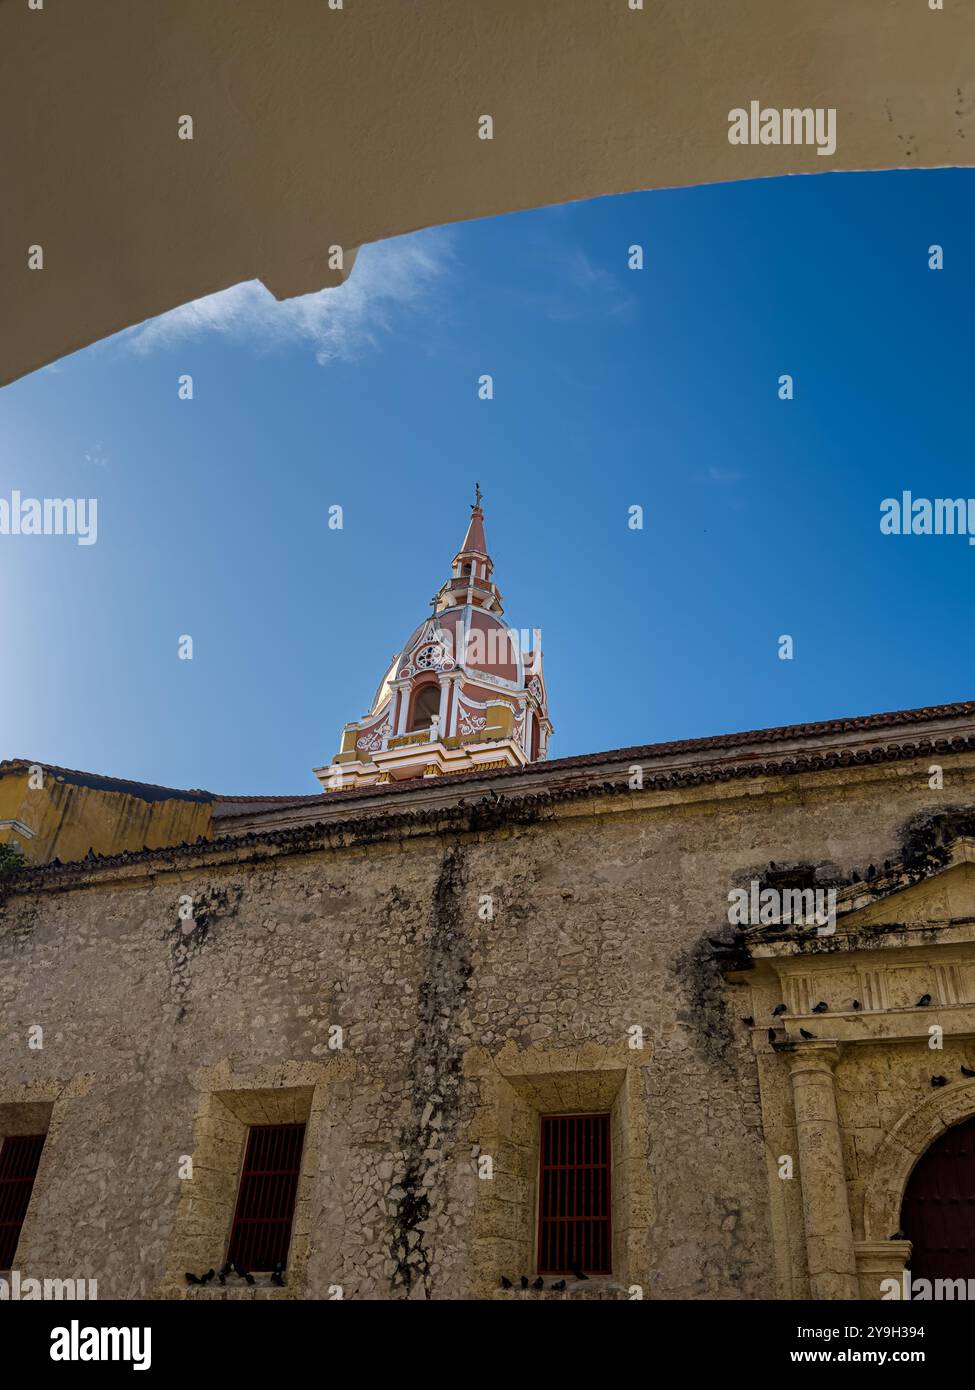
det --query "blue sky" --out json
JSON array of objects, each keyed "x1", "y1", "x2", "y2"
[{"x1": 2, "y1": 170, "x2": 973, "y2": 795}]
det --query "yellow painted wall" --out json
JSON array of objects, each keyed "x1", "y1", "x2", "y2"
[{"x1": 0, "y1": 765, "x2": 213, "y2": 865}]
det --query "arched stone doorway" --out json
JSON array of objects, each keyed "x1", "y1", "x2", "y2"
[
  {"x1": 857, "y1": 1079, "x2": 975, "y2": 1297},
  {"x1": 901, "y1": 1115, "x2": 975, "y2": 1283}
]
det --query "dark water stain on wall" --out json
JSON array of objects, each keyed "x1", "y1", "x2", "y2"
[
  {"x1": 167, "y1": 883, "x2": 242, "y2": 1014},
  {"x1": 389, "y1": 844, "x2": 472, "y2": 1297}
]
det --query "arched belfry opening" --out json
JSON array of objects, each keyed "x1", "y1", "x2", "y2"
[{"x1": 408, "y1": 684, "x2": 440, "y2": 732}]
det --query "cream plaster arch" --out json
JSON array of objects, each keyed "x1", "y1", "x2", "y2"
[
  {"x1": 863, "y1": 1078, "x2": 975, "y2": 1243},
  {"x1": 5, "y1": 0, "x2": 975, "y2": 386}
]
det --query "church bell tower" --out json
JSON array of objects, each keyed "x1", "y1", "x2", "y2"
[{"x1": 314, "y1": 490, "x2": 552, "y2": 789}]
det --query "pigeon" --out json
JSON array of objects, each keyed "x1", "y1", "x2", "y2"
[
  {"x1": 917, "y1": 994, "x2": 932, "y2": 1008},
  {"x1": 572, "y1": 1265, "x2": 588, "y2": 1281},
  {"x1": 217, "y1": 1262, "x2": 232, "y2": 1286},
  {"x1": 852, "y1": 999, "x2": 862, "y2": 1010},
  {"x1": 520, "y1": 1275, "x2": 529, "y2": 1289},
  {"x1": 201, "y1": 1268, "x2": 215, "y2": 1284},
  {"x1": 767, "y1": 1027, "x2": 777, "y2": 1045},
  {"x1": 890, "y1": 1229, "x2": 906, "y2": 1241},
  {"x1": 234, "y1": 1263, "x2": 255, "y2": 1285},
  {"x1": 741, "y1": 1016, "x2": 754, "y2": 1027},
  {"x1": 812, "y1": 1001, "x2": 829, "y2": 1014},
  {"x1": 930, "y1": 1076, "x2": 947, "y2": 1088},
  {"x1": 531, "y1": 1276, "x2": 544, "y2": 1290},
  {"x1": 184, "y1": 1271, "x2": 201, "y2": 1285},
  {"x1": 799, "y1": 1028, "x2": 816, "y2": 1040},
  {"x1": 500, "y1": 1275, "x2": 513, "y2": 1289},
  {"x1": 867, "y1": 865, "x2": 876, "y2": 879},
  {"x1": 551, "y1": 1279, "x2": 566, "y2": 1292},
  {"x1": 961, "y1": 1066, "x2": 975, "y2": 1078},
  {"x1": 772, "y1": 1003, "x2": 787, "y2": 1017},
  {"x1": 271, "y1": 1262, "x2": 286, "y2": 1287}
]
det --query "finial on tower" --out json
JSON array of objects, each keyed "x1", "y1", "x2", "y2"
[{"x1": 473, "y1": 481, "x2": 483, "y2": 510}]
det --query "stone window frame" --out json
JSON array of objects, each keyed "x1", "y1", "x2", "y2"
[
  {"x1": 0, "y1": 1076, "x2": 91, "y2": 1272},
  {"x1": 161, "y1": 1060, "x2": 346, "y2": 1299},
  {"x1": 465, "y1": 1043, "x2": 653, "y2": 1297}
]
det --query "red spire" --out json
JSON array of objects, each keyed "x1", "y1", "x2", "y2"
[
  {"x1": 459, "y1": 481, "x2": 488, "y2": 556},
  {"x1": 460, "y1": 504, "x2": 488, "y2": 557},
  {"x1": 436, "y1": 486, "x2": 504, "y2": 614}
]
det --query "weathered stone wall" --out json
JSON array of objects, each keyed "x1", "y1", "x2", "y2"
[{"x1": 2, "y1": 750, "x2": 974, "y2": 1299}]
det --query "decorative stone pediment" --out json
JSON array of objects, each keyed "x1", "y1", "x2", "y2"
[
  {"x1": 835, "y1": 842, "x2": 975, "y2": 936},
  {"x1": 745, "y1": 841, "x2": 975, "y2": 1043},
  {"x1": 747, "y1": 840, "x2": 975, "y2": 970}
]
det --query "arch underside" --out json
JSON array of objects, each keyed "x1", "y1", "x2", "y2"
[{"x1": 5, "y1": 0, "x2": 975, "y2": 385}]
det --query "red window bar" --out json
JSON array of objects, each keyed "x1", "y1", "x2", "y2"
[
  {"x1": 537, "y1": 1113, "x2": 611, "y2": 1275},
  {"x1": 226, "y1": 1123, "x2": 306, "y2": 1273},
  {"x1": 0, "y1": 1133, "x2": 46, "y2": 1271}
]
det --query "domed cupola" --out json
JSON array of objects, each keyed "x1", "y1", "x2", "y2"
[{"x1": 315, "y1": 489, "x2": 552, "y2": 789}]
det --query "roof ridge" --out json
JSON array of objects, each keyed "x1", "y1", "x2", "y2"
[
  {"x1": 8, "y1": 698, "x2": 975, "y2": 814},
  {"x1": 0, "y1": 759, "x2": 214, "y2": 801},
  {"x1": 13, "y1": 728, "x2": 975, "y2": 885}
]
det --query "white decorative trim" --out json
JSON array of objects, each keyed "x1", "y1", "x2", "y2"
[
  {"x1": 355, "y1": 721, "x2": 391, "y2": 754},
  {"x1": 0, "y1": 819, "x2": 34, "y2": 839},
  {"x1": 458, "y1": 710, "x2": 488, "y2": 736}
]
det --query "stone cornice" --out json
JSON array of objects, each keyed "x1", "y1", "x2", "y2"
[{"x1": 4, "y1": 727, "x2": 975, "y2": 897}]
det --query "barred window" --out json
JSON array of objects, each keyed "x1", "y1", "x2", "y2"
[
  {"x1": 226, "y1": 1123, "x2": 305, "y2": 1273},
  {"x1": 0, "y1": 1134, "x2": 46, "y2": 1271},
  {"x1": 537, "y1": 1113, "x2": 611, "y2": 1275}
]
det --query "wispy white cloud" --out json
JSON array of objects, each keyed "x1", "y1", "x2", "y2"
[
  {"x1": 539, "y1": 246, "x2": 634, "y2": 324},
  {"x1": 125, "y1": 230, "x2": 451, "y2": 363},
  {"x1": 565, "y1": 248, "x2": 618, "y2": 296}
]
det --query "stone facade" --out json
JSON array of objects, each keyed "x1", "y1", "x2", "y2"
[{"x1": 2, "y1": 703, "x2": 975, "y2": 1299}]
